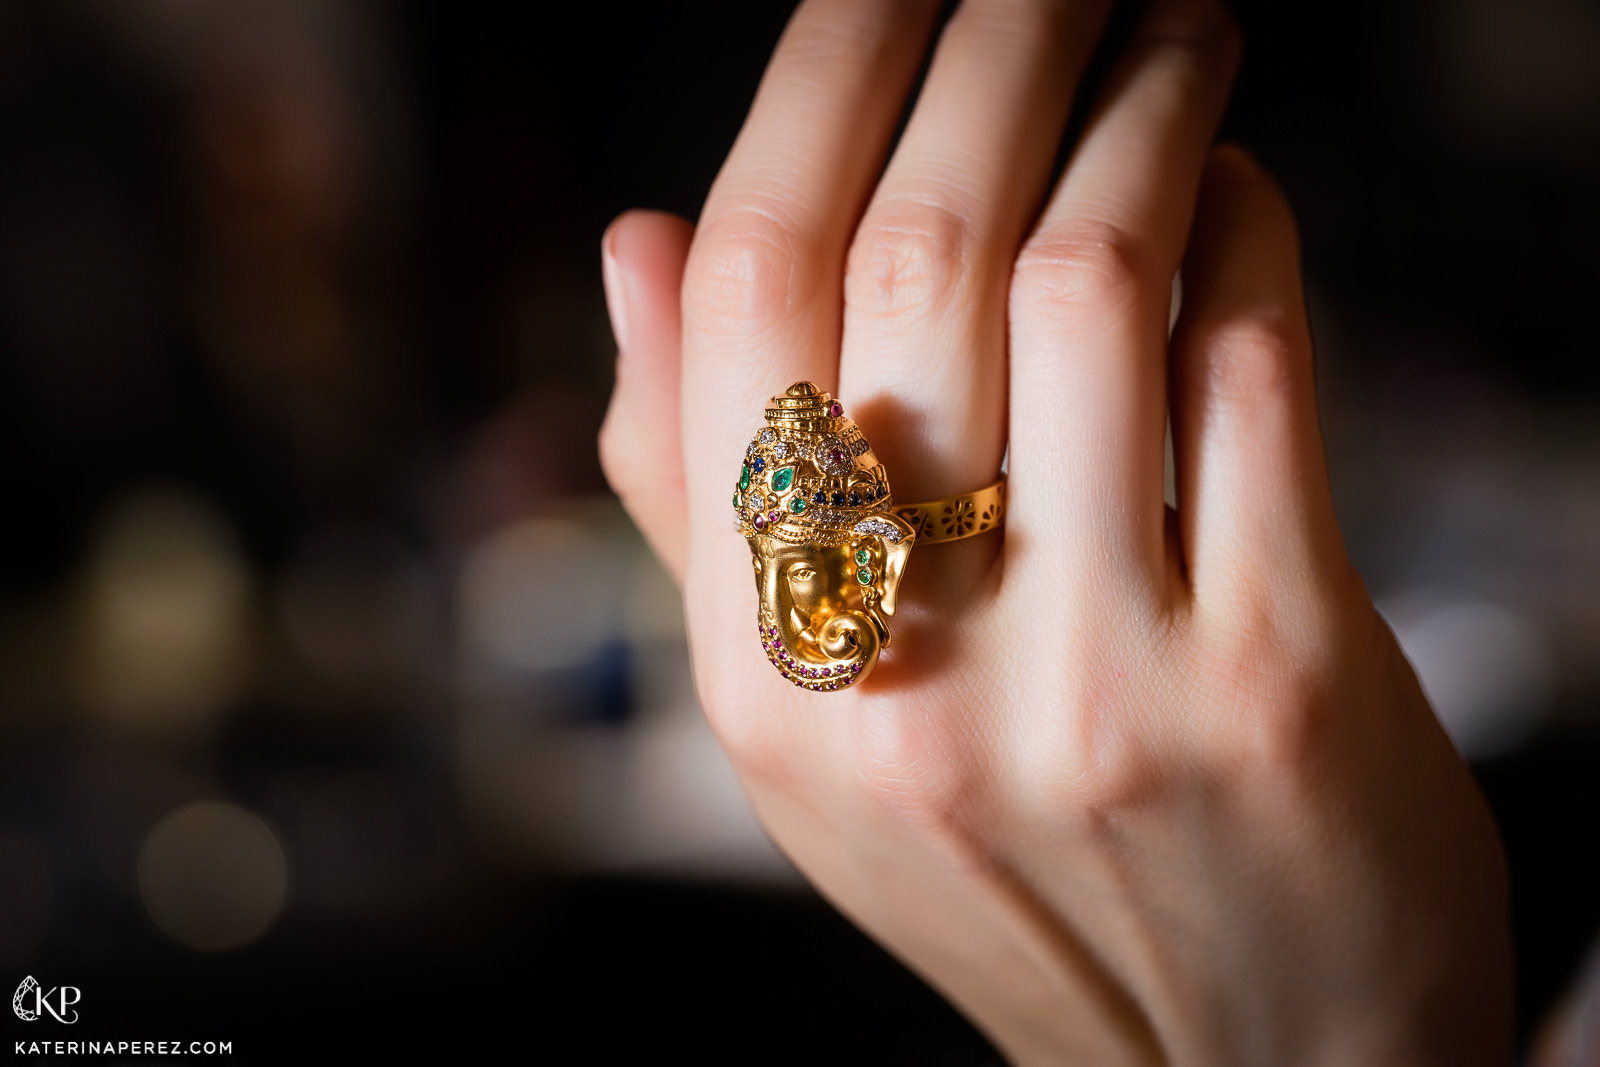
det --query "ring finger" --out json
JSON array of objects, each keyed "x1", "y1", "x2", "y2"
[{"x1": 1008, "y1": 0, "x2": 1241, "y2": 602}]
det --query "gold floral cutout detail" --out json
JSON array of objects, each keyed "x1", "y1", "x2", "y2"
[
  {"x1": 940, "y1": 498, "x2": 975, "y2": 537},
  {"x1": 891, "y1": 477, "x2": 1005, "y2": 545}
]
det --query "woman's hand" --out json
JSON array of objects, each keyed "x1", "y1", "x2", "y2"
[{"x1": 598, "y1": 0, "x2": 1513, "y2": 1063}]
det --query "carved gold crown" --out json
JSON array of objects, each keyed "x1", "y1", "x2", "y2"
[{"x1": 732, "y1": 382, "x2": 897, "y2": 547}]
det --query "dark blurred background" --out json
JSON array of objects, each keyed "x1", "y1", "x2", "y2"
[{"x1": 0, "y1": 0, "x2": 1596, "y2": 1062}]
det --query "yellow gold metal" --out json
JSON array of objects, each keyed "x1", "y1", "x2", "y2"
[
  {"x1": 734, "y1": 381, "x2": 1004, "y2": 693},
  {"x1": 892, "y1": 477, "x2": 1006, "y2": 544}
]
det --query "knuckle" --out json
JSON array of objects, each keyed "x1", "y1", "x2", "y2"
[
  {"x1": 940, "y1": 0, "x2": 1080, "y2": 68},
  {"x1": 683, "y1": 205, "x2": 816, "y2": 333},
  {"x1": 845, "y1": 199, "x2": 976, "y2": 322},
  {"x1": 1016, "y1": 649, "x2": 1166, "y2": 831},
  {"x1": 1206, "y1": 575, "x2": 1327, "y2": 674},
  {"x1": 851, "y1": 707, "x2": 975, "y2": 830},
  {"x1": 1197, "y1": 614, "x2": 1336, "y2": 776},
  {"x1": 777, "y1": 0, "x2": 900, "y2": 72},
  {"x1": 1236, "y1": 668, "x2": 1333, "y2": 777},
  {"x1": 1209, "y1": 149, "x2": 1302, "y2": 253},
  {"x1": 1054, "y1": 727, "x2": 1159, "y2": 833},
  {"x1": 1012, "y1": 221, "x2": 1159, "y2": 326},
  {"x1": 1285, "y1": 561, "x2": 1370, "y2": 652},
  {"x1": 1138, "y1": 0, "x2": 1242, "y2": 65},
  {"x1": 1066, "y1": 674, "x2": 1164, "y2": 820},
  {"x1": 1187, "y1": 312, "x2": 1306, "y2": 410},
  {"x1": 1114, "y1": 3, "x2": 1243, "y2": 118}
]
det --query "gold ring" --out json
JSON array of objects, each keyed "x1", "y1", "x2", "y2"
[{"x1": 733, "y1": 381, "x2": 1006, "y2": 692}]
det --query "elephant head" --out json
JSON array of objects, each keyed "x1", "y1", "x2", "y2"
[
  {"x1": 734, "y1": 382, "x2": 917, "y2": 692},
  {"x1": 747, "y1": 515, "x2": 915, "y2": 690}
]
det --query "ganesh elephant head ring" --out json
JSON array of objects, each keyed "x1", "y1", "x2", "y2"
[{"x1": 733, "y1": 381, "x2": 1006, "y2": 692}]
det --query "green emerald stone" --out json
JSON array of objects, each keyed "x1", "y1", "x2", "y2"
[
  {"x1": 789, "y1": 496, "x2": 806, "y2": 514},
  {"x1": 856, "y1": 567, "x2": 873, "y2": 586},
  {"x1": 738, "y1": 464, "x2": 749, "y2": 491},
  {"x1": 771, "y1": 466, "x2": 794, "y2": 492},
  {"x1": 854, "y1": 548, "x2": 870, "y2": 566},
  {"x1": 733, "y1": 488, "x2": 742, "y2": 509}
]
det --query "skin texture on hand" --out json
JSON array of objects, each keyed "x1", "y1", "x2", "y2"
[{"x1": 597, "y1": 1, "x2": 1515, "y2": 1063}]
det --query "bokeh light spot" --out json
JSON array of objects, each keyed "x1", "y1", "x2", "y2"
[{"x1": 136, "y1": 801, "x2": 289, "y2": 951}]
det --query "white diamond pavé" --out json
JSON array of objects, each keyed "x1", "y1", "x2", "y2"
[{"x1": 852, "y1": 518, "x2": 904, "y2": 543}]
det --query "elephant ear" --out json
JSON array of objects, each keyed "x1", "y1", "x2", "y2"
[{"x1": 857, "y1": 514, "x2": 916, "y2": 617}]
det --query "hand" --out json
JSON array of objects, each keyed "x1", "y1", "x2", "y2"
[{"x1": 598, "y1": 0, "x2": 1513, "y2": 1063}]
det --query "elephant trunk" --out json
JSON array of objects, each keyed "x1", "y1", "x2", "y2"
[{"x1": 758, "y1": 608, "x2": 880, "y2": 691}]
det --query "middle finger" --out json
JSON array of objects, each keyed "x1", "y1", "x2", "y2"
[{"x1": 839, "y1": 0, "x2": 1114, "y2": 520}]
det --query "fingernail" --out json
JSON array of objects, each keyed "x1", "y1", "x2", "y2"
[{"x1": 601, "y1": 223, "x2": 630, "y2": 355}]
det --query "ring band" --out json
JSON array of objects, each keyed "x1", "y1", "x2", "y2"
[
  {"x1": 893, "y1": 477, "x2": 1006, "y2": 545},
  {"x1": 734, "y1": 381, "x2": 1004, "y2": 693}
]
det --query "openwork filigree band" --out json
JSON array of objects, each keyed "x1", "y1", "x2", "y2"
[{"x1": 892, "y1": 478, "x2": 1006, "y2": 544}]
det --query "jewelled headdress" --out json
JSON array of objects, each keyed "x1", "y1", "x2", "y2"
[{"x1": 732, "y1": 382, "x2": 904, "y2": 548}]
